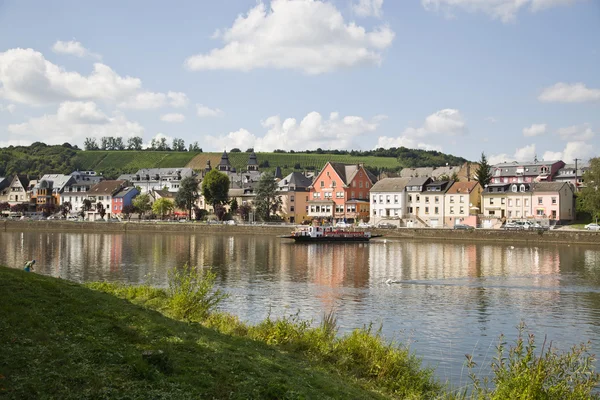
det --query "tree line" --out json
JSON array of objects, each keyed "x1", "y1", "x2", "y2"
[{"x1": 83, "y1": 136, "x2": 202, "y2": 152}]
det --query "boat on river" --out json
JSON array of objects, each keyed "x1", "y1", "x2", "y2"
[{"x1": 281, "y1": 225, "x2": 382, "y2": 243}]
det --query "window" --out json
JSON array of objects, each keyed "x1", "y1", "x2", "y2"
[
  {"x1": 512, "y1": 185, "x2": 518, "y2": 192},
  {"x1": 99, "y1": 196, "x2": 104, "y2": 201},
  {"x1": 332, "y1": 181, "x2": 336, "y2": 187},
  {"x1": 290, "y1": 206, "x2": 295, "y2": 212},
  {"x1": 460, "y1": 196, "x2": 465, "y2": 203},
  {"x1": 489, "y1": 210, "x2": 496, "y2": 216},
  {"x1": 359, "y1": 181, "x2": 363, "y2": 188},
  {"x1": 450, "y1": 197, "x2": 454, "y2": 203},
  {"x1": 351, "y1": 191, "x2": 355, "y2": 199},
  {"x1": 320, "y1": 181, "x2": 324, "y2": 188},
  {"x1": 386, "y1": 195, "x2": 390, "y2": 204},
  {"x1": 434, "y1": 207, "x2": 439, "y2": 214},
  {"x1": 490, "y1": 198, "x2": 495, "y2": 205},
  {"x1": 501, "y1": 198, "x2": 505, "y2": 205},
  {"x1": 525, "y1": 199, "x2": 529, "y2": 207},
  {"x1": 538, "y1": 197, "x2": 543, "y2": 205},
  {"x1": 520, "y1": 185, "x2": 525, "y2": 192},
  {"x1": 425, "y1": 197, "x2": 430, "y2": 204},
  {"x1": 394, "y1": 195, "x2": 398, "y2": 204},
  {"x1": 516, "y1": 210, "x2": 520, "y2": 217},
  {"x1": 313, "y1": 192, "x2": 317, "y2": 198},
  {"x1": 551, "y1": 197, "x2": 556, "y2": 205},
  {"x1": 516, "y1": 199, "x2": 520, "y2": 206},
  {"x1": 416, "y1": 195, "x2": 420, "y2": 202},
  {"x1": 425, "y1": 207, "x2": 429, "y2": 214},
  {"x1": 508, "y1": 199, "x2": 513, "y2": 207},
  {"x1": 379, "y1": 195, "x2": 383, "y2": 202},
  {"x1": 409, "y1": 207, "x2": 413, "y2": 213},
  {"x1": 359, "y1": 192, "x2": 363, "y2": 199},
  {"x1": 460, "y1": 207, "x2": 464, "y2": 214},
  {"x1": 508, "y1": 210, "x2": 512, "y2": 218},
  {"x1": 408, "y1": 195, "x2": 412, "y2": 202},
  {"x1": 352, "y1": 181, "x2": 356, "y2": 188},
  {"x1": 435, "y1": 196, "x2": 439, "y2": 204},
  {"x1": 366, "y1": 182, "x2": 369, "y2": 188},
  {"x1": 372, "y1": 196, "x2": 377, "y2": 203},
  {"x1": 450, "y1": 207, "x2": 454, "y2": 214},
  {"x1": 537, "y1": 209, "x2": 544, "y2": 216},
  {"x1": 291, "y1": 196, "x2": 294, "y2": 202}
]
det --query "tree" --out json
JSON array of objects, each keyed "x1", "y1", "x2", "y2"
[
  {"x1": 133, "y1": 194, "x2": 151, "y2": 219},
  {"x1": 245, "y1": 148, "x2": 254, "y2": 153},
  {"x1": 157, "y1": 137, "x2": 169, "y2": 151},
  {"x1": 229, "y1": 198, "x2": 239, "y2": 214},
  {"x1": 127, "y1": 136, "x2": 143, "y2": 150},
  {"x1": 254, "y1": 172, "x2": 282, "y2": 221},
  {"x1": 189, "y1": 142, "x2": 202, "y2": 152},
  {"x1": 238, "y1": 203, "x2": 252, "y2": 222},
  {"x1": 122, "y1": 204, "x2": 135, "y2": 220},
  {"x1": 96, "y1": 202, "x2": 106, "y2": 220},
  {"x1": 101, "y1": 137, "x2": 110, "y2": 150},
  {"x1": 451, "y1": 171, "x2": 459, "y2": 181},
  {"x1": 84, "y1": 137, "x2": 99, "y2": 150},
  {"x1": 214, "y1": 204, "x2": 227, "y2": 221},
  {"x1": 175, "y1": 176, "x2": 199, "y2": 220},
  {"x1": 230, "y1": 148, "x2": 241, "y2": 152},
  {"x1": 475, "y1": 152, "x2": 492, "y2": 188},
  {"x1": 201, "y1": 170, "x2": 230, "y2": 220},
  {"x1": 82, "y1": 199, "x2": 92, "y2": 212},
  {"x1": 578, "y1": 157, "x2": 600, "y2": 222},
  {"x1": 152, "y1": 198, "x2": 174, "y2": 220},
  {"x1": 0, "y1": 202, "x2": 10, "y2": 212},
  {"x1": 40, "y1": 203, "x2": 57, "y2": 217},
  {"x1": 114, "y1": 137, "x2": 125, "y2": 150},
  {"x1": 60, "y1": 201, "x2": 72, "y2": 218},
  {"x1": 172, "y1": 138, "x2": 186, "y2": 152}
]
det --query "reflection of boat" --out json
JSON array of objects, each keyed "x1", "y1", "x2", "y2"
[{"x1": 281, "y1": 225, "x2": 382, "y2": 243}]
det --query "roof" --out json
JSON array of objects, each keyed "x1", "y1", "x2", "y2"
[
  {"x1": 491, "y1": 160, "x2": 564, "y2": 177},
  {"x1": 370, "y1": 177, "x2": 412, "y2": 192},
  {"x1": 118, "y1": 168, "x2": 195, "y2": 181},
  {"x1": 406, "y1": 177, "x2": 431, "y2": 187},
  {"x1": 531, "y1": 182, "x2": 570, "y2": 193},
  {"x1": 328, "y1": 162, "x2": 377, "y2": 185},
  {"x1": 399, "y1": 165, "x2": 462, "y2": 179},
  {"x1": 424, "y1": 180, "x2": 451, "y2": 193},
  {"x1": 36, "y1": 174, "x2": 73, "y2": 191},
  {"x1": 247, "y1": 152, "x2": 258, "y2": 165},
  {"x1": 152, "y1": 189, "x2": 175, "y2": 199},
  {"x1": 278, "y1": 172, "x2": 313, "y2": 190},
  {"x1": 493, "y1": 160, "x2": 562, "y2": 168},
  {"x1": 114, "y1": 186, "x2": 138, "y2": 198},
  {"x1": 218, "y1": 151, "x2": 231, "y2": 166},
  {"x1": 0, "y1": 177, "x2": 8, "y2": 190},
  {"x1": 446, "y1": 181, "x2": 479, "y2": 195},
  {"x1": 88, "y1": 180, "x2": 125, "y2": 195}
]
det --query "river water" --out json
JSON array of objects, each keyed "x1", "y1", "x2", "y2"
[{"x1": 2, "y1": 230, "x2": 600, "y2": 386}]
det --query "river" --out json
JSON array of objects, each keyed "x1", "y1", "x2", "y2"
[{"x1": 2, "y1": 230, "x2": 600, "y2": 387}]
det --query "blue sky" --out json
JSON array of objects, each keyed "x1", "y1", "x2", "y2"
[{"x1": 0, "y1": 0, "x2": 598, "y2": 163}]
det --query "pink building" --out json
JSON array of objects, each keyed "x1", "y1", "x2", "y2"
[
  {"x1": 491, "y1": 160, "x2": 564, "y2": 184},
  {"x1": 531, "y1": 182, "x2": 575, "y2": 221}
]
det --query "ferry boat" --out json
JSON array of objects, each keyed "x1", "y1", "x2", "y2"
[{"x1": 281, "y1": 225, "x2": 382, "y2": 243}]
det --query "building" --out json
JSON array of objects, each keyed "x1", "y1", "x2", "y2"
[
  {"x1": 444, "y1": 181, "x2": 482, "y2": 227},
  {"x1": 481, "y1": 183, "x2": 511, "y2": 219},
  {"x1": 553, "y1": 162, "x2": 589, "y2": 191},
  {"x1": 307, "y1": 162, "x2": 376, "y2": 223},
  {"x1": 530, "y1": 182, "x2": 575, "y2": 221},
  {"x1": 405, "y1": 177, "x2": 454, "y2": 227},
  {"x1": 399, "y1": 162, "x2": 478, "y2": 182},
  {"x1": 490, "y1": 160, "x2": 565, "y2": 184},
  {"x1": 277, "y1": 172, "x2": 313, "y2": 223},
  {"x1": 61, "y1": 171, "x2": 104, "y2": 212},
  {"x1": 86, "y1": 180, "x2": 127, "y2": 220},
  {"x1": 111, "y1": 186, "x2": 139, "y2": 217},
  {"x1": 369, "y1": 177, "x2": 411, "y2": 226},
  {"x1": 33, "y1": 174, "x2": 76, "y2": 210},
  {"x1": 0, "y1": 175, "x2": 31, "y2": 206},
  {"x1": 118, "y1": 168, "x2": 195, "y2": 194}
]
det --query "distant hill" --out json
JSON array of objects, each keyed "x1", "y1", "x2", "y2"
[{"x1": 1, "y1": 144, "x2": 469, "y2": 180}]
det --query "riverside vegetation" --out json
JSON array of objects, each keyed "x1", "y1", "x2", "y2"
[{"x1": 0, "y1": 265, "x2": 598, "y2": 399}]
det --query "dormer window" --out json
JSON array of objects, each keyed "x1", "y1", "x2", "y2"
[
  {"x1": 512, "y1": 185, "x2": 517, "y2": 192},
  {"x1": 520, "y1": 185, "x2": 525, "y2": 192}
]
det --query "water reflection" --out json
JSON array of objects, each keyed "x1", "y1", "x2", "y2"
[{"x1": 1, "y1": 231, "x2": 600, "y2": 385}]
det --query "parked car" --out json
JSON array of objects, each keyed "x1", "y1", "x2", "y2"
[
  {"x1": 377, "y1": 222, "x2": 396, "y2": 229},
  {"x1": 454, "y1": 224, "x2": 474, "y2": 230},
  {"x1": 357, "y1": 222, "x2": 373, "y2": 228},
  {"x1": 335, "y1": 222, "x2": 351, "y2": 228},
  {"x1": 503, "y1": 221, "x2": 524, "y2": 230},
  {"x1": 585, "y1": 223, "x2": 600, "y2": 231}
]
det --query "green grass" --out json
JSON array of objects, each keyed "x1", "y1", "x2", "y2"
[
  {"x1": 0, "y1": 266, "x2": 387, "y2": 399},
  {"x1": 74, "y1": 151, "x2": 201, "y2": 176}
]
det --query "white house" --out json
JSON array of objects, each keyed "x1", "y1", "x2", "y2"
[{"x1": 369, "y1": 177, "x2": 411, "y2": 226}]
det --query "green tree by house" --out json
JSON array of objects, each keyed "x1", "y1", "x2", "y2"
[
  {"x1": 201, "y1": 170, "x2": 230, "y2": 220},
  {"x1": 96, "y1": 202, "x2": 106, "y2": 220},
  {"x1": 153, "y1": 198, "x2": 174, "y2": 220},
  {"x1": 133, "y1": 194, "x2": 152, "y2": 219},
  {"x1": 229, "y1": 198, "x2": 239, "y2": 215},
  {"x1": 475, "y1": 152, "x2": 492, "y2": 188},
  {"x1": 254, "y1": 172, "x2": 282, "y2": 221},
  {"x1": 59, "y1": 201, "x2": 72, "y2": 218},
  {"x1": 578, "y1": 157, "x2": 600, "y2": 222},
  {"x1": 175, "y1": 177, "x2": 199, "y2": 220}
]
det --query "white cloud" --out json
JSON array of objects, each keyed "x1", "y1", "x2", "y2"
[
  {"x1": 160, "y1": 113, "x2": 186, "y2": 123},
  {"x1": 0, "y1": 103, "x2": 16, "y2": 113},
  {"x1": 185, "y1": 0, "x2": 395, "y2": 74},
  {"x1": 538, "y1": 82, "x2": 600, "y2": 103},
  {"x1": 353, "y1": 0, "x2": 384, "y2": 17},
  {"x1": 421, "y1": 0, "x2": 583, "y2": 23},
  {"x1": 543, "y1": 141, "x2": 595, "y2": 163},
  {"x1": 0, "y1": 48, "x2": 141, "y2": 105},
  {"x1": 488, "y1": 144, "x2": 537, "y2": 164},
  {"x1": 556, "y1": 123, "x2": 595, "y2": 141},
  {"x1": 168, "y1": 92, "x2": 189, "y2": 108},
  {"x1": 522, "y1": 123, "x2": 547, "y2": 137},
  {"x1": 118, "y1": 91, "x2": 166, "y2": 109},
  {"x1": 7, "y1": 101, "x2": 143, "y2": 145},
  {"x1": 52, "y1": 40, "x2": 101, "y2": 59},
  {"x1": 197, "y1": 104, "x2": 224, "y2": 118},
  {"x1": 206, "y1": 111, "x2": 384, "y2": 151},
  {"x1": 375, "y1": 108, "x2": 466, "y2": 151}
]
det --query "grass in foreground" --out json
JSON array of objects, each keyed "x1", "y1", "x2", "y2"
[{"x1": 0, "y1": 266, "x2": 388, "y2": 399}]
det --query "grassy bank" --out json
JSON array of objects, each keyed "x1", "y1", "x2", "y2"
[{"x1": 1, "y1": 266, "x2": 598, "y2": 399}]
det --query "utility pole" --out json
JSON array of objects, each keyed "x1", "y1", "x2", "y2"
[{"x1": 574, "y1": 158, "x2": 581, "y2": 192}]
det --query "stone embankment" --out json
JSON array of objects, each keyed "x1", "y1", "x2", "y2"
[{"x1": 3, "y1": 220, "x2": 600, "y2": 245}]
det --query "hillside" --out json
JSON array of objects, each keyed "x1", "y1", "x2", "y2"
[
  {"x1": 1, "y1": 143, "x2": 469, "y2": 179},
  {"x1": 0, "y1": 266, "x2": 385, "y2": 399}
]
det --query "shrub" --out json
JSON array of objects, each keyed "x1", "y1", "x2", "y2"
[
  {"x1": 465, "y1": 322, "x2": 600, "y2": 400},
  {"x1": 166, "y1": 264, "x2": 228, "y2": 321}
]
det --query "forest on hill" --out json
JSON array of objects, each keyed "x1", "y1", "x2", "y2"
[{"x1": 1, "y1": 142, "x2": 469, "y2": 179}]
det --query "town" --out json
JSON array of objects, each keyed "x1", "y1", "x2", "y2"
[{"x1": 0, "y1": 149, "x2": 591, "y2": 230}]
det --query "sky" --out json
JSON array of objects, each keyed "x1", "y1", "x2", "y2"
[{"x1": 0, "y1": 0, "x2": 598, "y2": 164}]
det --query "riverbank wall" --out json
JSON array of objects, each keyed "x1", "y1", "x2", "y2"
[{"x1": 3, "y1": 220, "x2": 600, "y2": 245}]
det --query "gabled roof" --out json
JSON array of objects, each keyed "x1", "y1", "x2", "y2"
[
  {"x1": 13, "y1": 175, "x2": 30, "y2": 190},
  {"x1": 0, "y1": 177, "x2": 8, "y2": 190},
  {"x1": 327, "y1": 162, "x2": 376, "y2": 185},
  {"x1": 279, "y1": 172, "x2": 313, "y2": 190},
  {"x1": 406, "y1": 177, "x2": 431, "y2": 187},
  {"x1": 446, "y1": 181, "x2": 480, "y2": 195},
  {"x1": 114, "y1": 186, "x2": 138, "y2": 198},
  {"x1": 247, "y1": 152, "x2": 258, "y2": 166},
  {"x1": 531, "y1": 182, "x2": 571, "y2": 193},
  {"x1": 88, "y1": 180, "x2": 125, "y2": 195},
  {"x1": 37, "y1": 174, "x2": 74, "y2": 191},
  {"x1": 370, "y1": 177, "x2": 412, "y2": 192}
]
